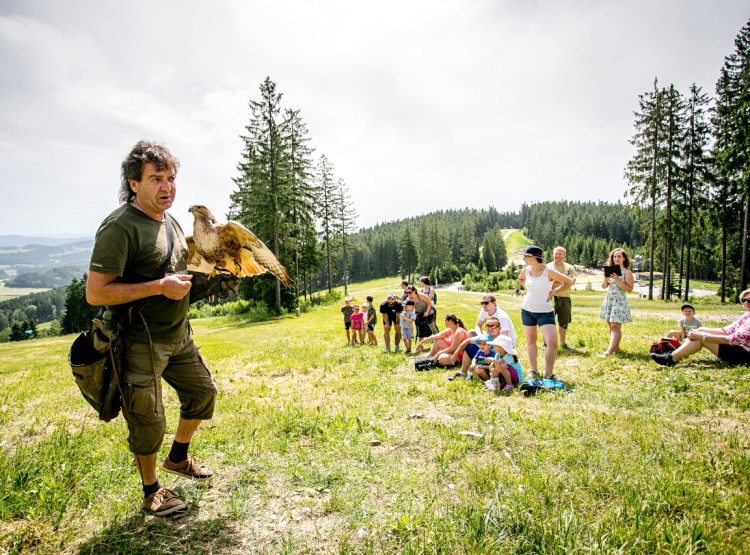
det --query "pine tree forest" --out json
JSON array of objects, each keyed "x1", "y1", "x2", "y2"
[{"x1": 227, "y1": 17, "x2": 749, "y2": 310}]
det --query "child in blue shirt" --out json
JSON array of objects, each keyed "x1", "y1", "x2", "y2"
[
  {"x1": 400, "y1": 300, "x2": 417, "y2": 354},
  {"x1": 469, "y1": 335, "x2": 496, "y2": 381},
  {"x1": 487, "y1": 335, "x2": 525, "y2": 392}
]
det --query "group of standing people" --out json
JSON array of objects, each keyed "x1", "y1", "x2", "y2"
[
  {"x1": 415, "y1": 244, "x2": 639, "y2": 385},
  {"x1": 341, "y1": 277, "x2": 440, "y2": 353}
]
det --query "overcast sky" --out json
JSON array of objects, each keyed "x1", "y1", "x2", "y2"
[{"x1": 1, "y1": 1, "x2": 748, "y2": 238}]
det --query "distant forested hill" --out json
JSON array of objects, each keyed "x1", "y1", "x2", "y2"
[
  {"x1": 337, "y1": 201, "x2": 644, "y2": 286},
  {"x1": 4, "y1": 266, "x2": 87, "y2": 288},
  {"x1": 0, "y1": 235, "x2": 89, "y2": 248}
]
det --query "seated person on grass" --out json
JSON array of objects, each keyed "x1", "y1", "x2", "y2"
[
  {"x1": 447, "y1": 317, "x2": 502, "y2": 381},
  {"x1": 468, "y1": 335, "x2": 496, "y2": 382},
  {"x1": 652, "y1": 289, "x2": 750, "y2": 367},
  {"x1": 486, "y1": 335, "x2": 525, "y2": 392},
  {"x1": 416, "y1": 313, "x2": 468, "y2": 366},
  {"x1": 665, "y1": 304, "x2": 702, "y2": 340}
]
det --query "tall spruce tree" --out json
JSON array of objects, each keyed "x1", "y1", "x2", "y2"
[
  {"x1": 625, "y1": 79, "x2": 665, "y2": 300},
  {"x1": 61, "y1": 274, "x2": 96, "y2": 334},
  {"x1": 230, "y1": 77, "x2": 295, "y2": 310},
  {"x1": 335, "y1": 178, "x2": 357, "y2": 294},
  {"x1": 658, "y1": 84, "x2": 686, "y2": 299},
  {"x1": 283, "y1": 107, "x2": 317, "y2": 303},
  {"x1": 714, "y1": 18, "x2": 750, "y2": 291},
  {"x1": 316, "y1": 154, "x2": 338, "y2": 293},
  {"x1": 679, "y1": 84, "x2": 711, "y2": 300}
]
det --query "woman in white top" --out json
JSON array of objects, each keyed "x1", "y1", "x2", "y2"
[{"x1": 518, "y1": 246, "x2": 574, "y2": 381}]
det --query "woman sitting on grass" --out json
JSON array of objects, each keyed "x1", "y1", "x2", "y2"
[
  {"x1": 652, "y1": 289, "x2": 750, "y2": 367},
  {"x1": 416, "y1": 313, "x2": 468, "y2": 367}
]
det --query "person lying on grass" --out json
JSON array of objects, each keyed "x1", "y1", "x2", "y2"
[
  {"x1": 652, "y1": 288, "x2": 750, "y2": 367},
  {"x1": 416, "y1": 313, "x2": 468, "y2": 366}
]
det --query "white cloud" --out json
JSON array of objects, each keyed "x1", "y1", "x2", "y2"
[{"x1": 0, "y1": 0, "x2": 748, "y2": 236}]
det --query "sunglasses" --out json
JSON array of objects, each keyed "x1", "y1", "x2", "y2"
[
  {"x1": 480, "y1": 301, "x2": 492, "y2": 305},
  {"x1": 742, "y1": 298, "x2": 750, "y2": 304},
  {"x1": 486, "y1": 324, "x2": 499, "y2": 329}
]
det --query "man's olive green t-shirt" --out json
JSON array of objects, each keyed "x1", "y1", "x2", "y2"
[
  {"x1": 547, "y1": 261, "x2": 576, "y2": 298},
  {"x1": 89, "y1": 204, "x2": 189, "y2": 343}
]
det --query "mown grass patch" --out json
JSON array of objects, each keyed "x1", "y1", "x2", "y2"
[{"x1": 1, "y1": 283, "x2": 749, "y2": 553}]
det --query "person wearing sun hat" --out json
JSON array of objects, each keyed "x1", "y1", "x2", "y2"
[
  {"x1": 518, "y1": 245, "x2": 574, "y2": 382},
  {"x1": 486, "y1": 335, "x2": 525, "y2": 392}
]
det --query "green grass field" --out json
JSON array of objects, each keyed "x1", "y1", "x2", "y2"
[
  {"x1": 0, "y1": 282, "x2": 50, "y2": 302},
  {"x1": 1, "y1": 277, "x2": 749, "y2": 554}
]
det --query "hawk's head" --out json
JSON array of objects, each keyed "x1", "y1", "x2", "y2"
[{"x1": 189, "y1": 205, "x2": 218, "y2": 224}]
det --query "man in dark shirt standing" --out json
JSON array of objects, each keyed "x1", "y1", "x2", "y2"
[
  {"x1": 379, "y1": 292, "x2": 403, "y2": 353},
  {"x1": 86, "y1": 140, "x2": 216, "y2": 517}
]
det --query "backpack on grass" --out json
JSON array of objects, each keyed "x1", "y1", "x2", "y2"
[
  {"x1": 650, "y1": 337, "x2": 680, "y2": 355},
  {"x1": 414, "y1": 356, "x2": 438, "y2": 371},
  {"x1": 520, "y1": 378, "x2": 567, "y2": 397}
]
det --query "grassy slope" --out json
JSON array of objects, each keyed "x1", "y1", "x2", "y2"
[{"x1": 1, "y1": 278, "x2": 749, "y2": 554}]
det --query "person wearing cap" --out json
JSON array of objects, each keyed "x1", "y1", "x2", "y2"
[
  {"x1": 468, "y1": 335, "x2": 496, "y2": 382},
  {"x1": 665, "y1": 304, "x2": 702, "y2": 341},
  {"x1": 518, "y1": 245, "x2": 574, "y2": 381},
  {"x1": 486, "y1": 335, "x2": 525, "y2": 392},
  {"x1": 341, "y1": 297, "x2": 354, "y2": 346},
  {"x1": 448, "y1": 316, "x2": 503, "y2": 381},
  {"x1": 476, "y1": 295, "x2": 517, "y2": 346},
  {"x1": 399, "y1": 299, "x2": 417, "y2": 353},
  {"x1": 380, "y1": 293, "x2": 403, "y2": 353},
  {"x1": 365, "y1": 295, "x2": 378, "y2": 345},
  {"x1": 547, "y1": 246, "x2": 577, "y2": 349}
]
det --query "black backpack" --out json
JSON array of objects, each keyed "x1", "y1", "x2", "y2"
[{"x1": 414, "y1": 356, "x2": 437, "y2": 371}]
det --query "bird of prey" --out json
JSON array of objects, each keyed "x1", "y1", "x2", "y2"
[{"x1": 186, "y1": 205, "x2": 293, "y2": 288}]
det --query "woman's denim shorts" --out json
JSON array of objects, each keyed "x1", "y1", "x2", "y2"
[{"x1": 521, "y1": 308, "x2": 556, "y2": 327}]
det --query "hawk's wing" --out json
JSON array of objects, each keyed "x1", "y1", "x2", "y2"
[
  {"x1": 186, "y1": 236, "x2": 216, "y2": 274},
  {"x1": 221, "y1": 221, "x2": 294, "y2": 288}
]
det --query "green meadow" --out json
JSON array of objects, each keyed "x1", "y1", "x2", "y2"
[{"x1": 1, "y1": 277, "x2": 749, "y2": 554}]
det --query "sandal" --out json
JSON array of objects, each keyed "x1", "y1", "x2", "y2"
[
  {"x1": 545, "y1": 373, "x2": 564, "y2": 383},
  {"x1": 501, "y1": 384, "x2": 514, "y2": 392},
  {"x1": 527, "y1": 371, "x2": 540, "y2": 381}
]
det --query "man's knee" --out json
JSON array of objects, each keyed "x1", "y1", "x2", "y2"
[
  {"x1": 181, "y1": 382, "x2": 217, "y2": 420},
  {"x1": 126, "y1": 411, "x2": 167, "y2": 455}
]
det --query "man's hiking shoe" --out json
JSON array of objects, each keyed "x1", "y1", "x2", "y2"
[
  {"x1": 651, "y1": 352, "x2": 677, "y2": 367},
  {"x1": 143, "y1": 487, "x2": 186, "y2": 516},
  {"x1": 162, "y1": 456, "x2": 214, "y2": 482}
]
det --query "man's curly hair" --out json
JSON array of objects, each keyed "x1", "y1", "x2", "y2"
[{"x1": 119, "y1": 140, "x2": 180, "y2": 204}]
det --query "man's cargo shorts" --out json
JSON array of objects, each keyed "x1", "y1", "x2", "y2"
[{"x1": 121, "y1": 333, "x2": 217, "y2": 455}]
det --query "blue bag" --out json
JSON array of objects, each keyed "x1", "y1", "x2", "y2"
[{"x1": 520, "y1": 378, "x2": 567, "y2": 397}]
